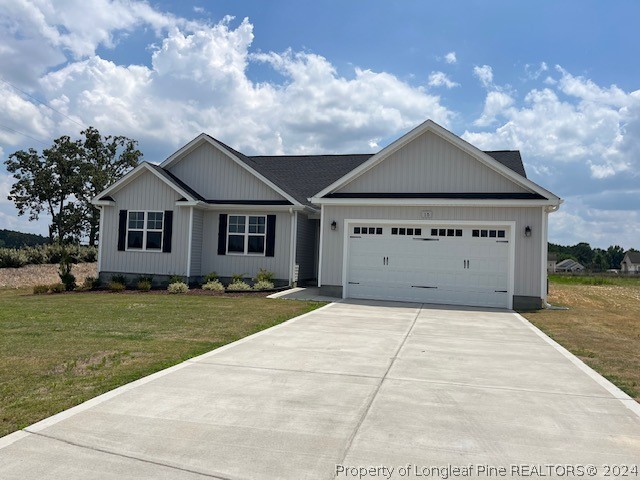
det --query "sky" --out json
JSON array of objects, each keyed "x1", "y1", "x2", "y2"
[{"x1": 1, "y1": 0, "x2": 639, "y2": 249}]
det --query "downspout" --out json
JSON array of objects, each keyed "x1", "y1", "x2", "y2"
[{"x1": 288, "y1": 208, "x2": 297, "y2": 286}]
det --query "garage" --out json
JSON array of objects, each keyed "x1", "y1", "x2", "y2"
[{"x1": 344, "y1": 222, "x2": 513, "y2": 309}]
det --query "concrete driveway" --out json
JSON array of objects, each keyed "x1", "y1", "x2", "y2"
[{"x1": 1, "y1": 301, "x2": 639, "y2": 479}]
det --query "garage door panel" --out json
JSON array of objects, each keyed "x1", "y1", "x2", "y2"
[{"x1": 346, "y1": 224, "x2": 511, "y2": 309}]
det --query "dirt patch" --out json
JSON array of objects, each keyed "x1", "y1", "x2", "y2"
[{"x1": 0, "y1": 263, "x2": 97, "y2": 288}]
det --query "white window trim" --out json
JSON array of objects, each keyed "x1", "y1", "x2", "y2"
[
  {"x1": 226, "y1": 214, "x2": 267, "y2": 256},
  {"x1": 126, "y1": 210, "x2": 164, "y2": 252}
]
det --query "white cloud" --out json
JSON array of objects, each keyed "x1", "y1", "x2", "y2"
[
  {"x1": 473, "y1": 65, "x2": 493, "y2": 88},
  {"x1": 444, "y1": 52, "x2": 457, "y2": 64},
  {"x1": 524, "y1": 62, "x2": 548, "y2": 80},
  {"x1": 473, "y1": 91, "x2": 514, "y2": 126},
  {"x1": 0, "y1": 170, "x2": 12, "y2": 205},
  {"x1": 428, "y1": 71, "x2": 459, "y2": 89}
]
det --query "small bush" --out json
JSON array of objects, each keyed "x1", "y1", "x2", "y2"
[
  {"x1": 80, "y1": 246, "x2": 98, "y2": 263},
  {"x1": 137, "y1": 280, "x2": 152, "y2": 291},
  {"x1": 78, "y1": 276, "x2": 98, "y2": 291},
  {"x1": 253, "y1": 280, "x2": 275, "y2": 291},
  {"x1": 203, "y1": 272, "x2": 219, "y2": 283},
  {"x1": 108, "y1": 281, "x2": 126, "y2": 292},
  {"x1": 254, "y1": 268, "x2": 275, "y2": 283},
  {"x1": 25, "y1": 247, "x2": 46, "y2": 265},
  {"x1": 0, "y1": 249, "x2": 27, "y2": 268},
  {"x1": 168, "y1": 274, "x2": 184, "y2": 284},
  {"x1": 58, "y1": 254, "x2": 76, "y2": 291},
  {"x1": 227, "y1": 280, "x2": 251, "y2": 291},
  {"x1": 33, "y1": 284, "x2": 50, "y2": 295},
  {"x1": 111, "y1": 274, "x2": 126, "y2": 286},
  {"x1": 49, "y1": 283, "x2": 65, "y2": 293},
  {"x1": 167, "y1": 282, "x2": 189, "y2": 294},
  {"x1": 231, "y1": 273, "x2": 246, "y2": 283},
  {"x1": 202, "y1": 280, "x2": 225, "y2": 292}
]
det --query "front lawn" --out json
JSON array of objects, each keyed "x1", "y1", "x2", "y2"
[
  {"x1": 0, "y1": 288, "x2": 322, "y2": 437},
  {"x1": 523, "y1": 277, "x2": 640, "y2": 401}
]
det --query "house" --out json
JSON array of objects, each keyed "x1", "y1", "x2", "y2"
[
  {"x1": 555, "y1": 259, "x2": 585, "y2": 273},
  {"x1": 547, "y1": 253, "x2": 558, "y2": 272},
  {"x1": 621, "y1": 251, "x2": 640, "y2": 274},
  {"x1": 92, "y1": 120, "x2": 562, "y2": 310}
]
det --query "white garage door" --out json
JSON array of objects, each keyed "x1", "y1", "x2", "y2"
[{"x1": 345, "y1": 223, "x2": 511, "y2": 308}]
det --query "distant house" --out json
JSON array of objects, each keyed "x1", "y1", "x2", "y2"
[
  {"x1": 547, "y1": 253, "x2": 558, "y2": 272},
  {"x1": 555, "y1": 259, "x2": 585, "y2": 273},
  {"x1": 620, "y1": 251, "x2": 640, "y2": 274}
]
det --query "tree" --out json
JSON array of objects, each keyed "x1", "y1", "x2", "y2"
[
  {"x1": 5, "y1": 127, "x2": 141, "y2": 245},
  {"x1": 606, "y1": 245, "x2": 625, "y2": 269},
  {"x1": 6, "y1": 137, "x2": 83, "y2": 243},
  {"x1": 77, "y1": 127, "x2": 142, "y2": 245},
  {"x1": 591, "y1": 250, "x2": 609, "y2": 272}
]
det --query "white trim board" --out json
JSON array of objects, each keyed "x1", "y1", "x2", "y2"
[
  {"x1": 310, "y1": 198, "x2": 559, "y2": 207},
  {"x1": 313, "y1": 119, "x2": 561, "y2": 205},
  {"x1": 159, "y1": 133, "x2": 302, "y2": 207}
]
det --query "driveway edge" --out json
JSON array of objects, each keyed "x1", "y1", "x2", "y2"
[
  {"x1": 514, "y1": 312, "x2": 640, "y2": 419},
  {"x1": 0, "y1": 301, "x2": 336, "y2": 449}
]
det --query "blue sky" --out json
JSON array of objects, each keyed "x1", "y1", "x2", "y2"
[{"x1": 1, "y1": 1, "x2": 639, "y2": 248}]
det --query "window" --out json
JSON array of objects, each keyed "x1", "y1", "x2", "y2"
[
  {"x1": 354, "y1": 226, "x2": 383, "y2": 235},
  {"x1": 127, "y1": 211, "x2": 163, "y2": 251},
  {"x1": 228, "y1": 215, "x2": 266, "y2": 255},
  {"x1": 431, "y1": 228, "x2": 463, "y2": 237},
  {"x1": 472, "y1": 229, "x2": 506, "y2": 238},
  {"x1": 391, "y1": 227, "x2": 422, "y2": 236}
]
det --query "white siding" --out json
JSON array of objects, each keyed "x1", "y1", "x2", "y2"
[
  {"x1": 320, "y1": 205, "x2": 543, "y2": 298},
  {"x1": 296, "y1": 213, "x2": 318, "y2": 283},
  {"x1": 100, "y1": 172, "x2": 189, "y2": 276},
  {"x1": 200, "y1": 210, "x2": 292, "y2": 281},
  {"x1": 190, "y1": 208, "x2": 204, "y2": 276},
  {"x1": 338, "y1": 131, "x2": 528, "y2": 194},
  {"x1": 167, "y1": 143, "x2": 286, "y2": 201}
]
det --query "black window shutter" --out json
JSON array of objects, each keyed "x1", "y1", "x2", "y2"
[
  {"x1": 265, "y1": 215, "x2": 276, "y2": 257},
  {"x1": 217, "y1": 214, "x2": 228, "y2": 255},
  {"x1": 162, "y1": 210, "x2": 173, "y2": 253},
  {"x1": 117, "y1": 210, "x2": 127, "y2": 251}
]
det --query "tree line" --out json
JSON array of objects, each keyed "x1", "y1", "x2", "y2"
[
  {"x1": 549, "y1": 242, "x2": 638, "y2": 271},
  {"x1": 5, "y1": 128, "x2": 142, "y2": 245}
]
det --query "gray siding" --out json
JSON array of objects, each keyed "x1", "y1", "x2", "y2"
[
  {"x1": 338, "y1": 131, "x2": 528, "y2": 194},
  {"x1": 320, "y1": 205, "x2": 543, "y2": 298},
  {"x1": 190, "y1": 208, "x2": 204, "y2": 276},
  {"x1": 100, "y1": 171, "x2": 189, "y2": 276},
  {"x1": 167, "y1": 143, "x2": 286, "y2": 201},
  {"x1": 200, "y1": 210, "x2": 292, "y2": 282},
  {"x1": 295, "y1": 213, "x2": 318, "y2": 283}
]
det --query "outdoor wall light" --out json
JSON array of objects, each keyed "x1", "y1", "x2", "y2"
[
  {"x1": 330, "y1": 221, "x2": 337, "y2": 231},
  {"x1": 524, "y1": 226, "x2": 532, "y2": 237}
]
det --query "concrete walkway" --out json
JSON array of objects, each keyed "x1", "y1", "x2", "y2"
[{"x1": 1, "y1": 301, "x2": 639, "y2": 479}]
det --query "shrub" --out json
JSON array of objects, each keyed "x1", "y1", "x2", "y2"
[
  {"x1": 0, "y1": 249, "x2": 27, "y2": 268},
  {"x1": 227, "y1": 280, "x2": 251, "y2": 291},
  {"x1": 80, "y1": 246, "x2": 98, "y2": 263},
  {"x1": 168, "y1": 274, "x2": 184, "y2": 284},
  {"x1": 58, "y1": 254, "x2": 76, "y2": 291},
  {"x1": 137, "y1": 280, "x2": 152, "y2": 291},
  {"x1": 33, "y1": 284, "x2": 50, "y2": 295},
  {"x1": 111, "y1": 274, "x2": 126, "y2": 286},
  {"x1": 203, "y1": 272, "x2": 219, "y2": 283},
  {"x1": 49, "y1": 283, "x2": 65, "y2": 293},
  {"x1": 108, "y1": 281, "x2": 126, "y2": 292},
  {"x1": 202, "y1": 280, "x2": 225, "y2": 292},
  {"x1": 253, "y1": 280, "x2": 275, "y2": 291},
  {"x1": 231, "y1": 273, "x2": 246, "y2": 283},
  {"x1": 253, "y1": 268, "x2": 275, "y2": 283},
  {"x1": 25, "y1": 247, "x2": 46, "y2": 265},
  {"x1": 78, "y1": 276, "x2": 98, "y2": 291},
  {"x1": 167, "y1": 282, "x2": 189, "y2": 294}
]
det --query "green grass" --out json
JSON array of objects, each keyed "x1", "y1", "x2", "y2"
[
  {"x1": 548, "y1": 274, "x2": 640, "y2": 286},
  {"x1": 0, "y1": 288, "x2": 323, "y2": 437}
]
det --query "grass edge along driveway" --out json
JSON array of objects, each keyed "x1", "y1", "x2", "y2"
[{"x1": 0, "y1": 288, "x2": 323, "y2": 438}]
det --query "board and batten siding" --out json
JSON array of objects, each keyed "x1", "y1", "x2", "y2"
[
  {"x1": 320, "y1": 205, "x2": 544, "y2": 298},
  {"x1": 100, "y1": 172, "x2": 189, "y2": 276},
  {"x1": 295, "y1": 213, "x2": 318, "y2": 283},
  {"x1": 167, "y1": 143, "x2": 286, "y2": 201},
  {"x1": 190, "y1": 208, "x2": 204, "y2": 276},
  {"x1": 337, "y1": 131, "x2": 529, "y2": 194},
  {"x1": 200, "y1": 210, "x2": 292, "y2": 281}
]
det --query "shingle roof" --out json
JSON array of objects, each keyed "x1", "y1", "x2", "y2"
[
  {"x1": 162, "y1": 135, "x2": 530, "y2": 208},
  {"x1": 626, "y1": 251, "x2": 640, "y2": 263}
]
